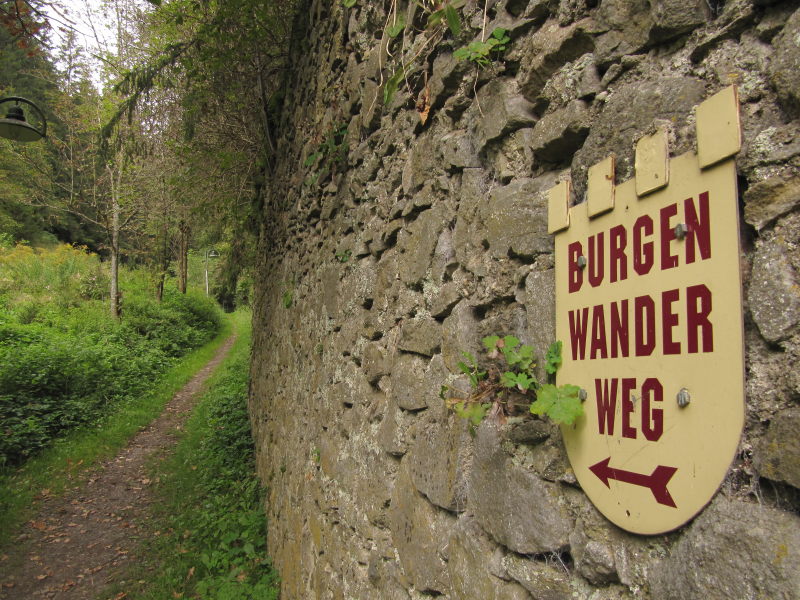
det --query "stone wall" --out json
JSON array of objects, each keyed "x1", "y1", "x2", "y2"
[{"x1": 249, "y1": 1, "x2": 800, "y2": 598}]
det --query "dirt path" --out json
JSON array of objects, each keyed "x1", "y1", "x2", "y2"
[{"x1": 0, "y1": 335, "x2": 236, "y2": 600}]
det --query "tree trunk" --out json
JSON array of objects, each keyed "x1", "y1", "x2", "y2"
[
  {"x1": 109, "y1": 164, "x2": 122, "y2": 319},
  {"x1": 177, "y1": 220, "x2": 189, "y2": 294}
]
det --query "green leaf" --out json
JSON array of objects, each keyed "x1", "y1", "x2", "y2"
[
  {"x1": 386, "y1": 16, "x2": 405, "y2": 38},
  {"x1": 530, "y1": 383, "x2": 558, "y2": 416},
  {"x1": 482, "y1": 335, "x2": 500, "y2": 350},
  {"x1": 383, "y1": 68, "x2": 405, "y2": 104},
  {"x1": 453, "y1": 47, "x2": 470, "y2": 61},
  {"x1": 530, "y1": 383, "x2": 583, "y2": 425},
  {"x1": 515, "y1": 372, "x2": 535, "y2": 391},
  {"x1": 444, "y1": 4, "x2": 461, "y2": 37},
  {"x1": 545, "y1": 340, "x2": 562, "y2": 375},
  {"x1": 304, "y1": 151, "x2": 321, "y2": 167},
  {"x1": 547, "y1": 392, "x2": 583, "y2": 425},
  {"x1": 503, "y1": 335, "x2": 520, "y2": 349},
  {"x1": 427, "y1": 9, "x2": 444, "y2": 29},
  {"x1": 342, "y1": 0, "x2": 357, "y2": 7},
  {"x1": 500, "y1": 372, "x2": 517, "y2": 388},
  {"x1": 457, "y1": 361, "x2": 471, "y2": 376},
  {"x1": 492, "y1": 27, "x2": 510, "y2": 43}
]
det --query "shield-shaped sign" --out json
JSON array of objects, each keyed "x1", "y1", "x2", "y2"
[{"x1": 548, "y1": 86, "x2": 745, "y2": 534}]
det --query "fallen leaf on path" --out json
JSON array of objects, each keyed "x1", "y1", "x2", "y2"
[
  {"x1": 35, "y1": 574, "x2": 48, "y2": 580},
  {"x1": 30, "y1": 520, "x2": 46, "y2": 530}
]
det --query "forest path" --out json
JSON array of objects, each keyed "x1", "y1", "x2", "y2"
[{"x1": 0, "y1": 334, "x2": 237, "y2": 600}]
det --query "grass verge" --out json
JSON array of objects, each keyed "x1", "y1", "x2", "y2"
[
  {"x1": 0, "y1": 313, "x2": 233, "y2": 547},
  {"x1": 104, "y1": 309, "x2": 278, "y2": 600}
]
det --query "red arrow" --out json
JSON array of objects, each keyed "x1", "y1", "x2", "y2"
[{"x1": 589, "y1": 457, "x2": 678, "y2": 508}]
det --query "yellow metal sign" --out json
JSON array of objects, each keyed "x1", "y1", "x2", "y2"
[{"x1": 548, "y1": 87, "x2": 744, "y2": 534}]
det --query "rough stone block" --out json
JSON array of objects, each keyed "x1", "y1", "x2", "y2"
[
  {"x1": 748, "y1": 238, "x2": 800, "y2": 343},
  {"x1": 397, "y1": 205, "x2": 447, "y2": 285},
  {"x1": 502, "y1": 554, "x2": 572, "y2": 599},
  {"x1": 407, "y1": 388, "x2": 473, "y2": 512},
  {"x1": 441, "y1": 300, "x2": 481, "y2": 374},
  {"x1": 470, "y1": 423, "x2": 572, "y2": 554},
  {"x1": 398, "y1": 316, "x2": 441, "y2": 357},
  {"x1": 529, "y1": 99, "x2": 590, "y2": 164},
  {"x1": 476, "y1": 79, "x2": 537, "y2": 150},
  {"x1": 389, "y1": 463, "x2": 454, "y2": 594},
  {"x1": 378, "y1": 396, "x2": 414, "y2": 457},
  {"x1": 754, "y1": 406, "x2": 800, "y2": 489},
  {"x1": 648, "y1": 0, "x2": 709, "y2": 43},
  {"x1": 768, "y1": 8, "x2": 800, "y2": 116},
  {"x1": 650, "y1": 495, "x2": 800, "y2": 600},
  {"x1": 744, "y1": 172, "x2": 800, "y2": 231},
  {"x1": 448, "y1": 516, "x2": 532, "y2": 600},
  {"x1": 429, "y1": 281, "x2": 462, "y2": 319},
  {"x1": 439, "y1": 129, "x2": 481, "y2": 170},
  {"x1": 484, "y1": 177, "x2": 554, "y2": 259},
  {"x1": 390, "y1": 353, "x2": 430, "y2": 411},
  {"x1": 518, "y1": 18, "x2": 595, "y2": 101}
]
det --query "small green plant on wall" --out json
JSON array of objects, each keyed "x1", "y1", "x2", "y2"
[
  {"x1": 453, "y1": 27, "x2": 511, "y2": 68},
  {"x1": 304, "y1": 123, "x2": 348, "y2": 187},
  {"x1": 446, "y1": 337, "x2": 583, "y2": 433}
]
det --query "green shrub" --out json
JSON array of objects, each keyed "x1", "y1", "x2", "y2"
[{"x1": 0, "y1": 246, "x2": 223, "y2": 468}]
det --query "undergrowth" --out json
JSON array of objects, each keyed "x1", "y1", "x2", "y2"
[
  {"x1": 0, "y1": 244, "x2": 222, "y2": 467},
  {"x1": 108, "y1": 310, "x2": 279, "y2": 600}
]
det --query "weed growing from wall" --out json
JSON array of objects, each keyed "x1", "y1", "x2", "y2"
[{"x1": 447, "y1": 337, "x2": 583, "y2": 433}]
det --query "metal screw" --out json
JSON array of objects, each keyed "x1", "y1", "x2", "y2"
[
  {"x1": 578, "y1": 388, "x2": 588, "y2": 402},
  {"x1": 677, "y1": 388, "x2": 691, "y2": 408},
  {"x1": 577, "y1": 255, "x2": 588, "y2": 269},
  {"x1": 674, "y1": 223, "x2": 688, "y2": 240}
]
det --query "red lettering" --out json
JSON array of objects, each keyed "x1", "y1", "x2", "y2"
[
  {"x1": 660, "y1": 203, "x2": 679, "y2": 270},
  {"x1": 641, "y1": 378, "x2": 664, "y2": 442},
  {"x1": 595, "y1": 378, "x2": 618, "y2": 435},
  {"x1": 609, "y1": 225, "x2": 627, "y2": 283},
  {"x1": 610, "y1": 299, "x2": 629, "y2": 358},
  {"x1": 590, "y1": 304, "x2": 608, "y2": 359},
  {"x1": 687, "y1": 284, "x2": 713, "y2": 353},
  {"x1": 588, "y1": 233, "x2": 605, "y2": 287},
  {"x1": 634, "y1": 295, "x2": 656, "y2": 356},
  {"x1": 568, "y1": 241, "x2": 583, "y2": 293},
  {"x1": 569, "y1": 308, "x2": 590, "y2": 360},
  {"x1": 633, "y1": 215, "x2": 654, "y2": 276},
  {"x1": 662, "y1": 288, "x2": 681, "y2": 355},
  {"x1": 685, "y1": 192, "x2": 711, "y2": 264},
  {"x1": 621, "y1": 378, "x2": 637, "y2": 440}
]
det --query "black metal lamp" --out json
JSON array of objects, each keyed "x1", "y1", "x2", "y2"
[{"x1": 0, "y1": 97, "x2": 47, "y2": 142}]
